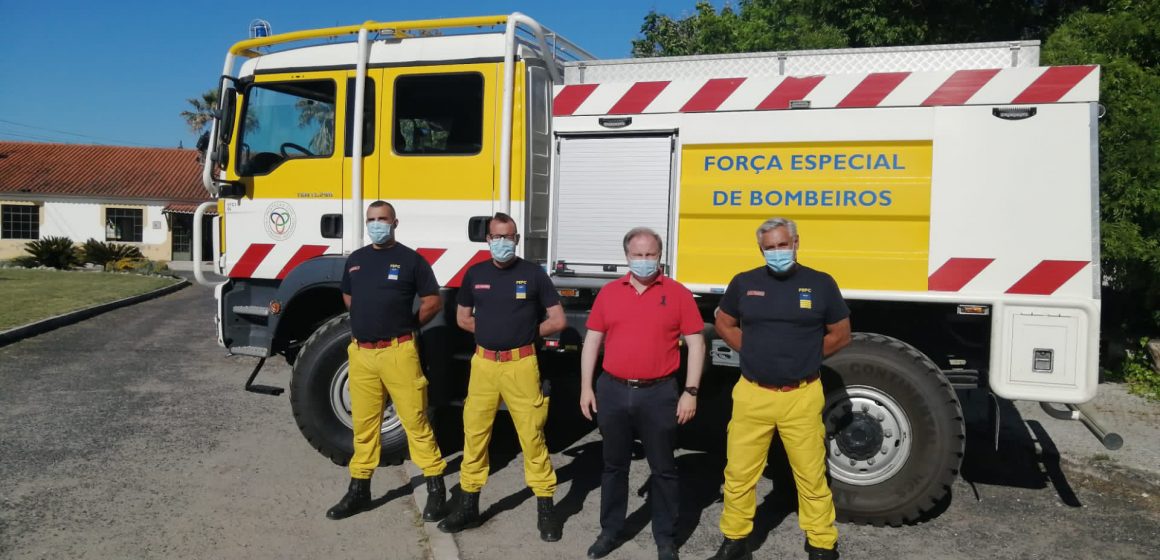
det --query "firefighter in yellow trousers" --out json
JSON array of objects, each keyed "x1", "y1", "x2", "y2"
[
  {"x1": 710, "y1": 217, "x2": 851, "y2": 560},
  {"x1": 438, "y1": 212, "x2": 567, "y2": 542},
  {"x1": 328, "y1": 201, "x2": 449, "y2": 523}
]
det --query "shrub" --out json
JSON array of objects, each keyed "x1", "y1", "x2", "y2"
[
  {"x1": 80, "y1": 238, "x2": 143, "y2": 267},
  {"x1": 1123, "y1": 338, "x2": 1160, "y2": 401},
  {"x1": 107, "y1": 257, "x2": 169, "y2": 275},
  {"x1": 4, "y1": 256, "x2": 39, "y2": 268},
  {"x1": 23, "y1": 236, "x2": 78, "y2": 269}
]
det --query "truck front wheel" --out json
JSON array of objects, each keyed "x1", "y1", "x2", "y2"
[
  {"x1": 289, "y1": 315, "x2": 408, "y2": 466},
  {"x1": 821, "y1": 332, "x2": 965, "y2": 526}
]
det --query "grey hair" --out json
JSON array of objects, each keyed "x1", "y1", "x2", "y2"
[
  {"x1": 756, "y1": 217, "x2": 798, "y2": 243},
  {"x1": 623, "y1": 227, "x2": 664, "y2": 255}
]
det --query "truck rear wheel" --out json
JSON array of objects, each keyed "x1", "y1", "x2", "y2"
[
  {"x1": 821, "y1": 332, "x2": 964, "y2": 526},
  {"x1": 290, "y1": 314, "x2": 407, "y2": 466}
]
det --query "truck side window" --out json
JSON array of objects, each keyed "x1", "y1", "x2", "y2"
[
  {"x1": 344, "y1": 77, "x2": 375, "y2": 158},
  {"x1": 393, "y1": 73, "x2": 483, "y2": 155},
  {"x1": 237, "y1": 80, "x2": 336, "y2": 175}
]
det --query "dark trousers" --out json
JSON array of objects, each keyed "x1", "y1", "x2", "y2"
[{"x1": 595, "y1": 372, "x2": 679, "y2": 546}]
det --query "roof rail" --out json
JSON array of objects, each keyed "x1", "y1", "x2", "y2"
[{"x1": 226, "y1": 14, "x2": 596, "y2": 62}]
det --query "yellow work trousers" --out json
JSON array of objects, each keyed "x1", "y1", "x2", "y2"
[
  {"x1": 459, "y1": 352, "x2": 557, "y2": 497},
  {"x1": 347, "y1": 339, "x2": 446, "y2": 479},
  {"x1": 720, "y1": 376, "x2": 838, "y2": 549}
]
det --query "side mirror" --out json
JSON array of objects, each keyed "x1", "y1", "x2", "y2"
[
  {"x1": 217, "y1": 87, "x2": 237, "y2": 145},
  {"x1": 213, "y1": 143, "x2": 229, "y2": 167},
  {"x1": 467, "y1": 216, "x2": 491, "y2": 242}
]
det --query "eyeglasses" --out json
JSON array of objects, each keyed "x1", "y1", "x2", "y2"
[{"x1": 486, "y1": 234, "x2": 517, "y2": 241}]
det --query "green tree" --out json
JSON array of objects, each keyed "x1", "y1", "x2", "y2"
[
  {"x1": 1044, "y1": 0, "x2": 1160, "y2": 340},
  {"x1": 632, "y1": 1, "x2": 846, "y2": 56},
  {"x1": 296, "y1": 98, "x2": 335, "y2": 154},
  {"x1": 181, "y1": 89, "x2": 220, "y2": 136},
  {"x1": 632, "y1": 0, "x2": 1106, "y2": 56}
]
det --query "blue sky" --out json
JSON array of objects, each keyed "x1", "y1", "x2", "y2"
[{"x1": 0, "y1": 1, "x2": 710, "y2": 149}]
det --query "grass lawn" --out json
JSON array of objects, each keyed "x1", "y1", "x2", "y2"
[{"x1": 0, "y1": 268, "x2": 181, "y2": 331}]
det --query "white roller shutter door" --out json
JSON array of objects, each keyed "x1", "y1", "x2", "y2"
[{"x1": 553, "y1": 135, "x2": 673, "y2": 275}]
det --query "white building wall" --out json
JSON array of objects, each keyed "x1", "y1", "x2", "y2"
[{"x1": 1, "y1": 197, "x2": 175, "y2": 261}]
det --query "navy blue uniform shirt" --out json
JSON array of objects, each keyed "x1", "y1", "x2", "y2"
[
  {"x1": 457, "y1": 258, "x2": 560, "y2": 351},
  {"x1": 718, "y1": 264, "x2": 850, "y2": 386},
  {"x1": 341, "y1": 243, "x2": 440, "y2": 342}
]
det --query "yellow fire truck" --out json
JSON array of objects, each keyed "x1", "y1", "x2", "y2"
[{"x1": 195, "y1": 13, "x2": 1118, "y2": 526}]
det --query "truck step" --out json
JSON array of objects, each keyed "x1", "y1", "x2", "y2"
[
  {"x1": 232, "y1": 305, "x2": 270, "y2": 317},
  {"x1": 230, "y1": 346, "x2": 270, "y2": 358}
]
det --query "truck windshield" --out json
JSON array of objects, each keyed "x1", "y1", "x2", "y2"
[{"x1": 237, "y1": 80, "x2": 336, "y2": 175}]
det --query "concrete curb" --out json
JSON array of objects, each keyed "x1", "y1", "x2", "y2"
[
  {"x1": 0, "y1": 277, "x2": 189, "y2": 348},
  {"x1": 404, "y1": 462, "x2": 462, "y2": 560}
]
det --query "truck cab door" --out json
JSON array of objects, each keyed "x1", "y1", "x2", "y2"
[
  {"x1": 378, "y1": 63, "x2": 500, "y2": 285},
  {"x1": 227, "y1": 71, "x2": 345, "y2": 278}
]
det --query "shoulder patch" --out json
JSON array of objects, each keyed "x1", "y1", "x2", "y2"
[
  {"x1": 746, "y1": 290, "x2": 765, "y2": 297},
  {"x1": 348, "y1": 265, "x2": 360, "y2": 273}
]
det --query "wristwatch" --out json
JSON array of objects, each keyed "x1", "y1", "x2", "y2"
[{"x1": 683, "y1": 386, "x2": 699, "y2": 396}]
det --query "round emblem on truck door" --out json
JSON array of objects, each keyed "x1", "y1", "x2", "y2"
[{"x1": 264, "y1": 201, "x2": 296, "y2": 241}]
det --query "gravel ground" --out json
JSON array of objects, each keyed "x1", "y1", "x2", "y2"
[
  {"x1": 1, "y1": 280, "x2": 1157, "y2": 560},
  {"x1": 0, "y1": 283, "x2": 428, "y2": 560}
]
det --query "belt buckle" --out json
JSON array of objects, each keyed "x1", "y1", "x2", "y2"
[
  {"x1": 496, "y1": 350, "x2": 512, "y2": 363},
  {"x1": 626, "y1": 378, "x2": 643, "y2": 388}
]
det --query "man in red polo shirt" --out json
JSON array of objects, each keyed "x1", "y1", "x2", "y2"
[{"x1": 579, "y1": 227, "x2": 706, "y2": 560}]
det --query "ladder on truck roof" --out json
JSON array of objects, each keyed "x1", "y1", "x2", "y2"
[{"x1": 565, "y1": 40, "x2": 1040, "y2": 83}]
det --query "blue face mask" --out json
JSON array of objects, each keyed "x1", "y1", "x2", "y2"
[
  {"x1": 629, "y1": 259, "x2": 660, "y2": 279},
  {"x1": 763, "y1": 249, "x2": 795, "y2": 273},
  {"x1": 488, "y1": 238, "x2": 516, "y2": 262},
  {"x1": 366, "y1": 221, "x2": 392, "y2": 245}
]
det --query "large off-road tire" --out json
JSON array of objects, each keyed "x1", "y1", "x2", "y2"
[
  {"x1": 289, "y1": 314, "x2": 407, "y2": 466},
  {"x1": 821, "y1": 332, "x2": 965, "y2": 526}
]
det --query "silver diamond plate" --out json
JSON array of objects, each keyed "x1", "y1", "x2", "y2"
[{"x1": 565, "y1": 41, "x2": 1039, "y2": 84}]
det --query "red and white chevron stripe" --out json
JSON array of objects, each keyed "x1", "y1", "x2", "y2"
[
  {"x1": 553, "y1": 65, "x2": 1098, "y2": 116},
  {"x1": 228, "y1": 244, "x2": 490, "y2": 288},
  {"x1": 928, "y1": 258, "x2": 1090, "y2": 295}
]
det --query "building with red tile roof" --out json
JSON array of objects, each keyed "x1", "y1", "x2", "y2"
[{"x1": 0, "y1": 142, "x2": 214, "y2": 262}]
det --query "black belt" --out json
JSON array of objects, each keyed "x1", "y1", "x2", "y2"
[
  {"x1": 605, "y1": 372, "x2": 674, "y2": 388},
  {"x1": 752, "y1": 373, "x2": 820, "y2": 392}
]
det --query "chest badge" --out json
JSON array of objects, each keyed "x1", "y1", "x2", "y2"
[
  {"x1": 388, "y1": 264, "x2": 401, "y2": 281},
  {"x1": 799, "y1": 288, "x2": 813, "y2": 309},
  {"x1": 515, "y1": 280, "x2": 528, "y2": 300}
]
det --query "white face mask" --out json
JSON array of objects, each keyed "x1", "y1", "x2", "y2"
[
  {"x1": 763, "y1": 249, "x2": 794, "y2": 272},
  {"x1": 366, "y1": 221, "x2": 392, "y2": 245},
  {"x1": 629, "y1": 259, "x2": 659, "y2": 279},
  {"x1": 488, "y1": 238, "x2": 516, "y2": 262}
]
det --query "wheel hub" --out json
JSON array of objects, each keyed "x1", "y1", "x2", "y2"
[
  {"x1": 329, "y1": 363, "x2": 403, "y2": 436},
  {"x1": 833, "y1": 411, "x2": 884, "y2": 461},
  {"x1": 823, "y1": 385, "x2": 913, "y2": 486}
]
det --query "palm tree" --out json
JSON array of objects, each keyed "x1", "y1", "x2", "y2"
[
  {"x1": 296, "y1": 98, "x2": 335, "y2": 154},
  {"x1": 181, "y1": 89, "x2": 220, "y2": 135}
]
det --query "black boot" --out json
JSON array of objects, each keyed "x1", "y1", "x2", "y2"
[
  {"x1": 422, "y1": 475, "x2": 448, "y2": 522},
  {"x1": 587, "y1": 534, "x2": 617, "y2": 559},
  {"x1": 537, "y1": 496, "x2": 562, "y2": 542},
  {"x1": 707, "y1": 537, "x2": 750, "y2": 560},
  {"x1": 326, "y1": 478, "x2": 371, "y2": 520},
  {"x1": 436, "y1": 490, "x2": 481, "y2": 533},
  {"x1": 805, "y1": 540, "x2": 839, "y2": 560}
]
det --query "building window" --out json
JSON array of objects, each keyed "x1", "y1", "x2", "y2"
[
  {"x1": 106, "y1": 208, "x2": 143, "y2": 242},
  {"x1": 1, "y1": 204, "x2": 38, "y2": 239},
  {"x1": 393, "y1": 73, "x2": 484, "y2": 155}
]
